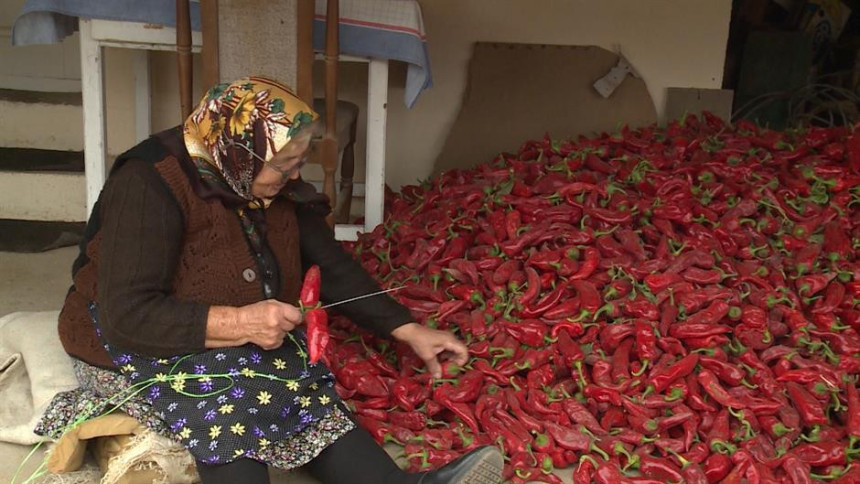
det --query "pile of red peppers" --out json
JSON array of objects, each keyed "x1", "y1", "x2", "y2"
[{"x1": 321, "y1": 113, "x2": 860, "y2": 483}]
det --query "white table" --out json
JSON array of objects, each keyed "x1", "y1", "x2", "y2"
[{"x1": 78, "y1": 18, "x2": 388, "y2": 241}]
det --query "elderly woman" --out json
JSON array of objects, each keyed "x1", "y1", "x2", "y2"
[{"x1": 39, "y1": 77, "x2": 502, "y2": 484}]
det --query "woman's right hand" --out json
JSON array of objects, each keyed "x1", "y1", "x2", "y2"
[{"x1": 237, "y1": 299, "x2": 303, "y2": 350}]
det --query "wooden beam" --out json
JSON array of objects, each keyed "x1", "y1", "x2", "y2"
[
  {"x1": 321, "y1": 0, "x2": 339, "y2": 225},
  {"x1": 176, "y1": 0, "x2": 193, "y2": 119},
  {"x1": 297, "y1": 0, "x2": 314, "y2": 105},
  {"x1": 201, "y1": 0, "x2": 220, "y2": 88}
]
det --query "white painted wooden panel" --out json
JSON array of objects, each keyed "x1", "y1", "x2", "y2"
[{"x1": 0, "y1": 172, "x2": 86, "y2": 221}]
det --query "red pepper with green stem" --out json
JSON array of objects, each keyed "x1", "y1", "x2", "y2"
[
  {"x1": 787, "y1": 441, "x2": 860, "y2": 467},
  {"x1": 622, "y1": 298, "x2": 660, "y2": 320},
  {"x1": 391, "y1": 376, "x2": 430, "y2": 412},
  {"x1": 758, "y1": 415, "x2": 795, "y2": 441},
  {"x1": 634, "y1": 319, "x2": 659, "y2": 370},
  {"x1": 432, "y1": 385, "x2": 481, "y2": 435},
  {"x1": 356, "y1": 415, "x2": 412, "y2": 446},
  {"x1": 501, "y1": 320, "x2": 550, "y2": 347},
  {"x1": 584, "y1": 384, "x2": 624, "y2": 406},
  {"x1": 569, "y1": 247, "x2": 600, "y2": 280},
  {"x1": 542, "y1": 299, "x2": 583, "y2": 320},
  {"x1": 786, "y1": 382, "x2": 829, "y2": 427},
  {"x1": 611, "y1": 338, "x2": 634, "y2": 382},
  {"x1": 592, "y1": 356, "x2": 630, "y2": 391},
  {"x1": 562, "y1": 398, "x2": 606, "y2": 436},
  {"x1": 599, "y1": 323, "x2": 635, "y2": 348},
  {"x1": 699, "y1": 356, "x2": 749, "y2": 387},
  {"x1": 503, "y1": 389, "x2": 544, "y2": 435},
  {"x1": 521, "y1": 281, "x2": 568, "y2": 318},
  {"x1": 812, "y1": 281, "x2": 847, "y2": 314},
  {"x1": 698, "y1": 369, "x2": 748, "y2": 409},
  {"x1": 845, "y1": 377, "x2": 860, "y2": 448},
  {"x1": 644, "y1": 353, "x2": 699, "y2": 395},
  {"x1": 571, "y1": 279, "x2": 602, "y2": 314}
]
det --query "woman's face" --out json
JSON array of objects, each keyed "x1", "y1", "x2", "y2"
[{"x1": 250, "y1": 135, "x2": 312, "y2": 199}]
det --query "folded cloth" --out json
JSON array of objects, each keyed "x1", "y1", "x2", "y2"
[
  {"x1": 47, "y1": 413, "x2": 199, "y2": 484},
  {"x1": 0, "y1": 311, "x2": 79, "y2": 445}
]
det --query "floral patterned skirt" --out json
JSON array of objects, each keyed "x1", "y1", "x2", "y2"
[{"x1": 36, "y1": 304, "x2": 355, "y2": 470}]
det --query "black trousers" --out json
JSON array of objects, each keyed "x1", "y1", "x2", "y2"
[{"x1": 195, "y1": 426, "x2": 422, "y2": 484}]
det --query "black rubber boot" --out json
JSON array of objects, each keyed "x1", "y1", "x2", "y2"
[{"x1": 416, "y1": 446, "x2": 503, "y2": 484}]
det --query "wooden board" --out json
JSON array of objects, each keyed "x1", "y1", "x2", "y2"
[
  {"x1": 665, "y1": 88, "x2": 735, "y2": 124},
  {"x1": 433, "y1": 42, "x2": 657, "y2": 175}
]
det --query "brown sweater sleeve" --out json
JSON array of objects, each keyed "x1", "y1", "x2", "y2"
[
  {"x1": 296, "y1": 206, "x2": 413, "y2": 337},
  {"x1": 97, "y1": 159, "x2": 210, "y2": 356}
]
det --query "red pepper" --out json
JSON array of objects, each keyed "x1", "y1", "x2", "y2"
[
  {"x1": 356, "y1": 415, "x2": 411, "y2": 445},
  {"x1": 622, "y1": 298, "x2": 660, "y2": 320},
  {"x1": 699, "y1": 356, "x2": 747, "y2": 387},
  {"x1": 447, "y1": 259, "x2": 480, "y2": 287},
  {"x1": 571, "y1": 280, "x2": 601, "y2": 314},
  {"x1": 703, "y1": 452, "x2": 732, "y2": 482},
  {"x1": 503, "y1": 320, "x2": 550, "y2": 347},
  {"x1": 518, "y1": 267, "x2": 542, "y2": 307},
  {"x1": 544, "y1": 421, "x2": 592, "y2": 452},
  {"x1": 305, "y1": 308, "x2": 329, "y2": 364},
  {"x1": 573, "y1": 456, "x2": 596, "y2": 484},
  {"x1": 644, "y1": 272, "x2": 685, "y2": 293},
  {"x1": 610, "y1": 339, "x2": 633, "y2": 383},
  {"x1": 646, "y1": 353, "x2": 699, "y2": 394},
  {"x1": 786, "y1": 382, "x2": 829, "y2": 427},
  {"x1": 515, "y1": 347, "x2": 553, "y2": 371},
  {"x1": 299, "y1": 264, "x2": 322, "y2": 307},
  {"x1": 790, "y1": 442, "x2": 853, "y2": 467},
  {"x1": 584, "y1": 384, "x2": 624, "y2": 406},
  {"x1": 846, "y1": 377, "x2": 860, "y2": 446},
  {"x1": 521, "y1": 281, "x2": 568, "y2": 317},
  {"x1": 599, "y1": 323, "x2": 635, "y2": 349},
  {"x1": 505, "y1": 209, "x2": 522, "y2": 241},
  {"x1": 503, "y1": 390, "x2": 544, "y2": 434},
  {"x1": 796, "y1": 273, "x2": 834, "y2": 297},
  {"x1": 432, "y1": 386, "x2": 481, "y2": 435},
  {"x1": 698, "y1": 369, "x2": 747, "y2": 408},
  {"x1": 634, "y1": 320, "x2": 659, "y2": 364},
  {"x1": 549, "y1": 320, "x2": 584, "y2": 340},
  {"x1": 569, "y1": 247, "x2": 600, "y2": 280},
  {"x1": 542, "y1": 299, "x2": 582, "y2": 320},
  {"x1": 669, "y1": 323, "x2": 732, "y2": 339},
  {"x1": 391, "y1": 377, "x2": 430, "y2": 412},
  {"x1": 562, "y1": 398, "x2": 606, "y2": 436},
  {"x1": 813, "y1": 281, "x2": 846, "y2": 314},
  {"x1": 491, "y1": 259, "x2": 521, "y2": 286},
  {"x1": 639, "y1": 455, "x2": 684, "y2": 482},
  {"x1": 556, "y1": 330, "x2": 585, "y2": 368}
]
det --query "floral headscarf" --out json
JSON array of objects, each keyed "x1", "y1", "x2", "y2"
[{"x1": 183, "y1": 76, "x2": 318, "y2": 203}]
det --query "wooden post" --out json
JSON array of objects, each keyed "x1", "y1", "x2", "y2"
[
  {"x1": 297, "y1": 0, "x2": 314, "y2": 106},
  {"x1": 201, "y1": 0, "x2": 220, "y2": 89},
  {"x1": 176, "y1": 0, "x2": 193, "y2": 120},
  {"x1": 321, "y1": 0, "x2": 339, "y2": 225}
]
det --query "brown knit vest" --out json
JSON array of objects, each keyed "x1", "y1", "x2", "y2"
[{"x1": 58, "y1": 155, "x2": 302, "y2": 368}]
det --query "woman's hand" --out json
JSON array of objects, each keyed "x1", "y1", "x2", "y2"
[
  {"x1": 390, "y1": 322, "x2": 469, "y2": 379},
  {"x1": 236, "y1": 299, "x2": 303, "y2": 350}
]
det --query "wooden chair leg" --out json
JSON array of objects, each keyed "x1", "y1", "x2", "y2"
[
  {"x1": 336, "y1": 117, "x2": 358, "y2": 224},
  {"x1": 321, "y1": 137, "x2": 338, "y2": 227}
]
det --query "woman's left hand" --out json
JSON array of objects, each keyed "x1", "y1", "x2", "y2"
[{"x1": 390, "y1": 322, "x2": 469, "y2": 379}]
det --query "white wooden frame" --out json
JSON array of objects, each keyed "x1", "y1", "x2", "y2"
[{"x1": 79, "y1": 18, "x2": 388, "y2": 241}]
